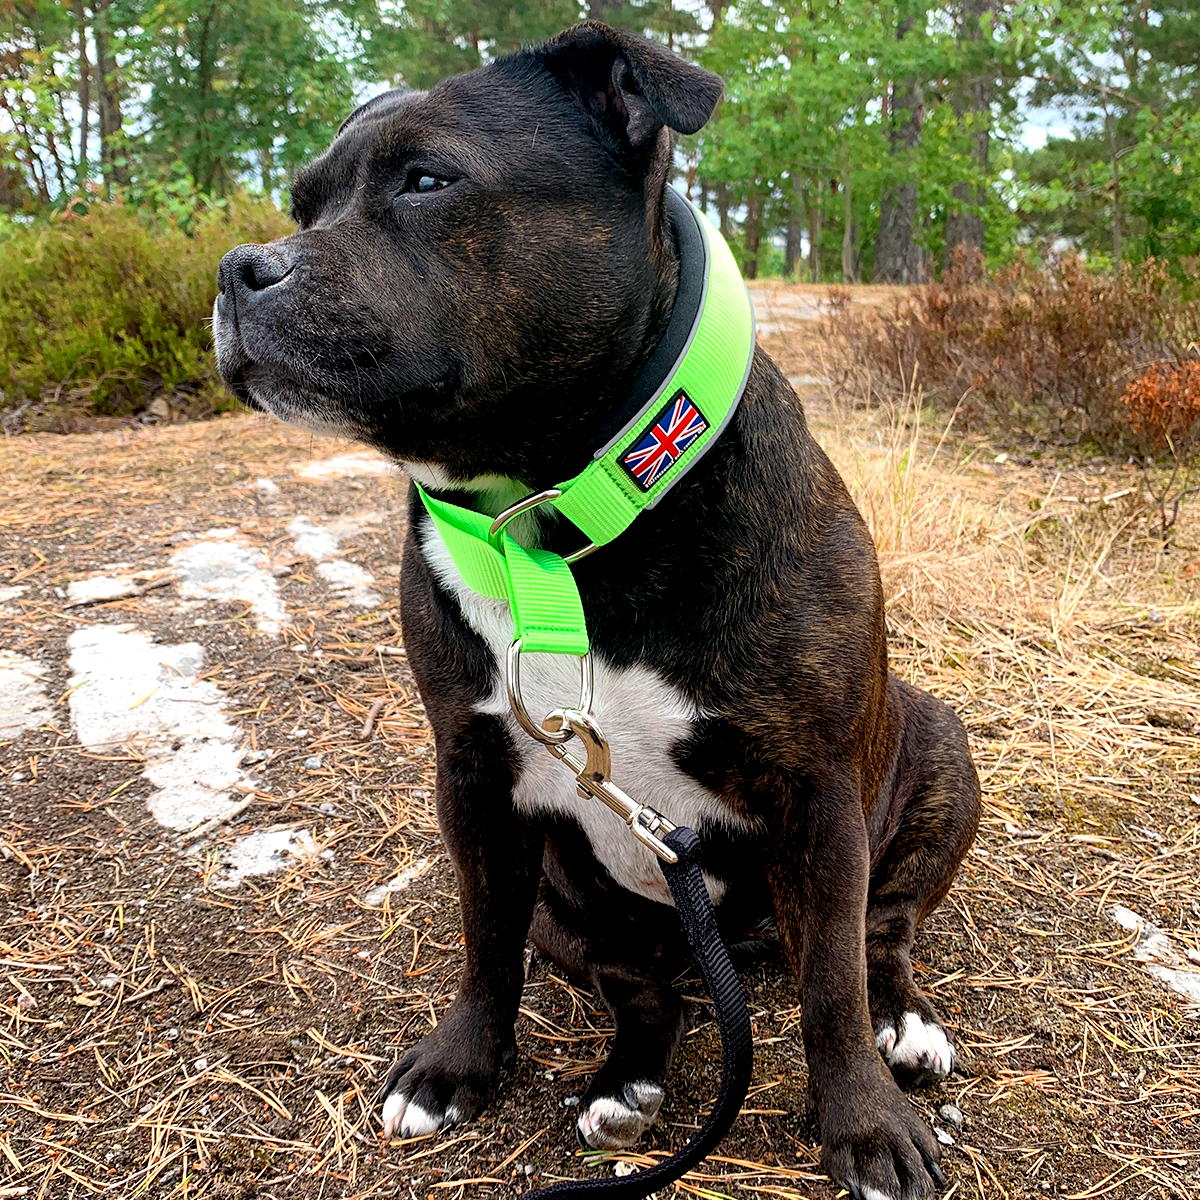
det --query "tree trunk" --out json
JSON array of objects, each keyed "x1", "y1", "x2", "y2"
[
  {"x1": 842, "y1": 170, "x2": 859, "y2": 283},
  {"x1": 44, "y1": 119, "x2": 70, "y2": 195},
  {"x1": 94, "y1": 2, "x2": 129, "y2": 190},
  {"x1": 808, "y1": 175, "x2": 821, "y2": 283},
  {"x1": 194, "y1": 2, "x2": 219, "y2": 192},
  {"x1": 1107, "y1": 110, "x2": 1121, "y2": 267},
  {"x1": 743, "y1": 183, "x2": 760, "y2": 280},
  {"x1": 74, "y1": 0, "x2": 90, "y2": 191},
  {"x1": 716, "y1": 181, "x2": 730, "y2": 238},
  {"x1": 785, "y1": 176, "x2": 803, "y2": 278},
  {"x1": 945, "y1": 0, "x2": 993, "y2": 270},
  {"x1": 587, "y1": 0, "x2": 623, "y2": 19},
  {"x1": 875, "y1": 5, "x2": 924, "y2": 283}
]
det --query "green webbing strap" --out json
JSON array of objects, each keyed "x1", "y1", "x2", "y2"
[
  {"x1": 417, "y1": 197, "x2": 754, "y2": 658},
  {"x1": 419, "y1": 489, "x2": 590, "y2": 656}
]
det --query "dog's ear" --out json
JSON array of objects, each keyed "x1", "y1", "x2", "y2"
[{"x1": 536, "y1": 22, "x2": 723, "y2": 153}]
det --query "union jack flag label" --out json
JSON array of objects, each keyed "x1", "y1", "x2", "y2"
[{"x1": 620, "y1": 389, "x2": 709, "y2": 491}]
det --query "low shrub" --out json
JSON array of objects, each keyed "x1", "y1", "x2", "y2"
[
  {"x1": 825, "y1": 249, "x2": 1200, "y2": 458},
  {"x1": 1121, "y1": 360, "x2": 1200, "y2": 537},
  {"x1": 0, "y1": 197, "x2": 292, "y2": 432}
]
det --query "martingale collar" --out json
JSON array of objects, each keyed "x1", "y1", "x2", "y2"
[{"x1": 417, "y1": 190, "x2": 755, "y2": 658}]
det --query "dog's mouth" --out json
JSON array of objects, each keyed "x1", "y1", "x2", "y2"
[
  {"x1": 219, "y1": 361, "x2": 260, "y2": 410},
  {"x1": 215, "y1": 299, "x2": 345, "y2": 425},
  {"x1": 235, "y1": 363, "x2": 359, "y2": 436}
]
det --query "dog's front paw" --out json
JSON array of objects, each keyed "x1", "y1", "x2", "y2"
[
  {"x1": 380, "y1": 1003, "x2": 513, "y2": 1140},
  {"x1": 874, "y1": 1008, "x2": 955, "y2": 1084},
  {"x1": 576, "y1": 1080, "x2": 665, "y2": 1149},
  {"x1": 819, "y1": 1070, "x2": 944, "y2": 1200}
]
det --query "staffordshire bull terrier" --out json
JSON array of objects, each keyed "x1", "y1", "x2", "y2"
[{"x1": 214, "y1": 22, "x2": 981, "y2": 1200}]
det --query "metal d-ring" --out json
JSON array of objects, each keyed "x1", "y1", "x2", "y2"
[
  {"x1": 505, "y1": 639, "x2": 593, "y2": 746},
  {"x1": 489, "y1": 488, "x2": 598, "y2": 563}
]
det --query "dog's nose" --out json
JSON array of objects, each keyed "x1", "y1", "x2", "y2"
[{"x1": 218, "y1": 244, "x2": 295, "y2": 296}]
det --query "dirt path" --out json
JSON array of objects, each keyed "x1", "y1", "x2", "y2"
[{"x1": 1, "y1": 383, "x2": 1199, "y2": 1199}]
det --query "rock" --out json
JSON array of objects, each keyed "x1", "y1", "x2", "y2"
[
  {"x1": 938, "y1": 1103, "x2": 964, "y2": 1129},
  {"x1": 144, "y1": 395, "x2": 171, "y2": 424},
  {"x1": 303, "y1": 755, "x2": 323, "y2": 770},
  {"x1": 935, "y1": 1127, "x2": 956, "y2": 1146},
  {"x1": 241, "y1": 749, "x2": 269, "y2": 765}
]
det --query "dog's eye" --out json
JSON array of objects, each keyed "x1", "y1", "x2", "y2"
[{"x1": 406, "y1": 172, "x2": 451, "y2": 194}]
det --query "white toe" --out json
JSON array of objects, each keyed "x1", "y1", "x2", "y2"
[
  {"x1": 861, "y1": 1187, "x2": 895, "y2": 1200},
  {"x1": 381, "y1": 1091, "x2": 406, "y2": 1139},
  {"x1": 400, "y1": 1099, "x2": 442, "y2": 1138},
  {"x1": 578, "y1": 1097, "x2": 632, "y2": 1146},
  {"x1": 875, "y1": 1023, "x2": 897, "y2": 1055},
  {"x1": 629, "y1": 1081, "x2": 664, "y2": 1112},
  {"x1": 576, "y1": 1084, "x2": 663, "y2": 1150},
  {"x1": 887, "y1": 1011, "x2": 953, "y2": 1078},
  {"x1": 925, "y1": 1021, "x2": 954, "y2": 1077}
]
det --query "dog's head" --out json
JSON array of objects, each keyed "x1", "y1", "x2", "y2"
[{"x1": 213, "y1": 23, "x2": 721, "y2": 482}]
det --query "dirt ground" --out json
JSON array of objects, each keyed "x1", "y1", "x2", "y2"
[{"x1": 2, "y1": 287, "x2": 1199, "y2": 1200}]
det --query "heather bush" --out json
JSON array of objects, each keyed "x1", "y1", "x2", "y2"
[
  {"x1": 1121, "y1": 360, "x2": 1200, "y2": 536},
  {"x1": 825, "y1": 250, "x2": 1200, "y2": 458},
  {"x1": 0, "y1": 197, "x2": 292, "y2": 432}
]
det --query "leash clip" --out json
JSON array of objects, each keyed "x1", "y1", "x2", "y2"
[
  {"x1": 543, "y1": 709, "x2": 679, "y2": 865},
  {"x1": 505, "y1": 642, "x2": 678, "y2": 864}
]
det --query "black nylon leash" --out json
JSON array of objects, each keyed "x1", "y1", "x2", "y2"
[{"x1": 530, "y1": 826, "x2": 753, "y2": 1199}]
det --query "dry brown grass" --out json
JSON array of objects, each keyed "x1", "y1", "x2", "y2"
[{"x1": 0, "y1": 352, "x2": 1198, "y2": 1199}]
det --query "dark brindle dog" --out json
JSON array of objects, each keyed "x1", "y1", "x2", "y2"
[{"x1": 214, "y1": 22, "x2": 980, "y2": 1200}]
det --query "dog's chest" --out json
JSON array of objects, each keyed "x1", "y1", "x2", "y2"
[{"x1": 419, "y1": 517, "x2": 750, "y2": 906}]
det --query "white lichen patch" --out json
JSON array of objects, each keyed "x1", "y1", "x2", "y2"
[
  {"x1": 66, "y1": 574, "x2": 140, "y2": 604},
  {"x1": 0, "y1": 585, "x2": 29, "y2": 613},
  {"x1": 170, "y1": 532, "x2": 288, "y2": 633},
  {"x1": 66, "y1": 624, "x2": 252, "y2": 831},
  {"x1": 214, "y1": 828, "x2": 329, "y2": 887},
  {"x1": 287, "y1": 514, "x2": 383, "y2": 608},
  {"x1": 1112, "y1": 905, "x2": 1200, "y2": 1004},
  {"x1": 0, "y1": 651, "x2": 52, "y2": 736},
  {"x1": 362, "y1": 857, "x2": 434, "y2": 907},
  {"x1": 294, "y1": 452, "x2": 396, "y2": 480}
]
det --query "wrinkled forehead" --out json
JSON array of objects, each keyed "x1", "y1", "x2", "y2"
[{"x1": 291, "y1": 67, "x2": 575, "y2": 206}]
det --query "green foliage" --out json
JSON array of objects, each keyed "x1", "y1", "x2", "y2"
[
  {"x1": 1020, "y1": 1, "x2": 1200, "y2": 265},
  {"x1": 0, "y1": 196, "x2": 291, "y2": 430},
  {"x1": 131, "y1": 0, "x2": 360, "y2": 196},
  {"x1": 362, "y1": 0, "x2": 586, "y2": 90}
]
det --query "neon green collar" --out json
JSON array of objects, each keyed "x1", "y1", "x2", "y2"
[{"x1": 417, "y1": 193, "x2": 754, "y2": 657}]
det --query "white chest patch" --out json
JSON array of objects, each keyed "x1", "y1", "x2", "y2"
[{"x1": 419, "y1": 517, "x2": 754, "y2": 906}]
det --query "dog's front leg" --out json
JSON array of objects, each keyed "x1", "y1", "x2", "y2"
[
  {"x1": 770, "y1": 773, "x2": 944, "y2": 1200},
  {"x1": 381, "y1": 714, "x2": 542, "y2": 1140}
]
